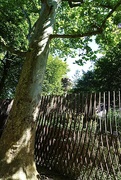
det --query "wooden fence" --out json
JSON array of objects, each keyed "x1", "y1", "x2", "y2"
[
  {"x1": 0, "y1": 91, "x2": 121, "y2": 179},
  {"x1": 35, "y1": 91, "x2": 121, "y2": 179}
]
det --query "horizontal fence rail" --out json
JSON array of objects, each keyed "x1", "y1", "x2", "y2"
[
  {"x1": 35, "y1": 91, "x2": 121, "y2": 179},
  {"x1": 0, "y1": 91, "x2": 121, "y2": 179}
]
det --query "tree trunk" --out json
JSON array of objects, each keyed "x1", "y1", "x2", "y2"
[{"x1": 0, "y1": 1, "x2": 58, "y2": 179}]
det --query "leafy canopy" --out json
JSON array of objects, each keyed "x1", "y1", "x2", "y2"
[
  {"x1": 42, "y1": 55, "x2": 69, "y2": 95},
  {"x1": 1, "y1": 0, "x2": 121, "y2": 61},
  {"x1": 72, "y1": 42, "x2": 121, "y2": 92}
]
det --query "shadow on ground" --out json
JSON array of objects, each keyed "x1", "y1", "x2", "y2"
[{"x1": 37, "y1": 166, "x2": 70, "y2": 180}]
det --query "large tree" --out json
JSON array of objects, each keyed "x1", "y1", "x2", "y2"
[
  {"x1": 42, "y1": 55, "x2": 69, "y2": 95},
  {"x1": 94, "y1": 42, "x2": 121, "y2": 91},
  {"x1": 0, "y1": 0, "x2": 121, "y2": 179}
]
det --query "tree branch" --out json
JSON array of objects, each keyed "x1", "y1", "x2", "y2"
[
  {"x1": 0, "y1": 37, "x2": 27, "y2": 57},
  {"x1": 100, "y1": 0, "x2": 121, "y2": 29},
  {"x1": 51, "y1": 0, "x2": 121, "y2": 39},
  {"x1": 50, "y1": 28, "x2": 103, "y2": 39}
]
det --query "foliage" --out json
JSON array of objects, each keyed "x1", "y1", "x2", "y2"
[
  {"x1": 42, "y1": 55, "x2": 69, "y2": 95},
  {"x1": 0, "y1": 53, "x2": 24, "y2": 98},
  {"x1": 1, "y1": 0, "x2": 121, "y2": 62},
  {"x1": 72, "y1": 70, "x2": 97, "y2": 92},
  {"x1": 94, "y1": 42, "x2": 121, "y2": 91},
  {"x1": 0, "y1": 0, "x2": 40, "y2": 99},
  {"x1": 0, "y1": 0, "x2": 40, "y2": 50},
  {"x1": 51, "y1": 0, "x2": 121, "y2": 63},
  {"x1": 72, "y1": 42, "x2": 121, "y2": 92}
]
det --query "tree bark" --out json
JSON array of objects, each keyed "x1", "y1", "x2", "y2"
[{"x1": 0, "y1": 0, "x2": 58, "y2": 179}]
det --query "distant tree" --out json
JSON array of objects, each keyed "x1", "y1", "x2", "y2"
[
  {"x1": 72, "y1": 70, "x2": 96, "y2": 92},
  {"x1": 42, "y1": 55, "x2": 69, "y2": 95},
  {"x1": 94, "y1": 42, "x2": 121, "y2": 91},
  {"x1": 72, "y1": 42, "x2": 121, "y2": 92},
  {"x1": 61, "y1": 77, "x2": 72, "y2": 92}
]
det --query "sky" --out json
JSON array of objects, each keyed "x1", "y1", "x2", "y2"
[
  {"x1": 66, "y1": 38, "x2": 101, "y2": 80},
  {"x1": 67, "y1": 58, "x2": 93, "y2": 80}
]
